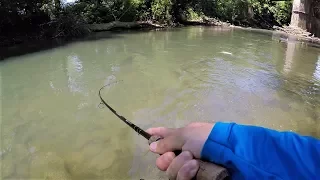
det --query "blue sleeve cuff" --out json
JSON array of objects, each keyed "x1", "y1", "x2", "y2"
[{"x1": 201, "y1": 122, "x2": 235, "y2": 164}]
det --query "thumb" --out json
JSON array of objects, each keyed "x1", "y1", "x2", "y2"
[{"x1": 150, "y1": 135, "x2": 185, "y2": 154}]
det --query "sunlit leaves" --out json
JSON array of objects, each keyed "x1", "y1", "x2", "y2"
[{"x1": 151, "y1": 0, "x2": 172, "y2": 23}]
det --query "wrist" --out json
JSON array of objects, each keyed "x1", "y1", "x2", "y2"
[{"x1": 200, "y1": 122, "x2": 235, "y2": 163}]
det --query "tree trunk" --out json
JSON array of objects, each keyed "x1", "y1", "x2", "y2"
[
  {"x1": 172, "y1": 4, "x2": 183, "y2": 22},
  {"x1": 290, "y1": 0, "x2": 310, "y2": 29},
  {"x1": 290, "y1": 0, "x2": 320, "y2": 37},
  {"x1": 308, "y1": 0, "x2": 320, "y2": 37}
]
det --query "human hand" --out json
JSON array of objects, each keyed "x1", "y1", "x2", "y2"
[{"x1": 147, "y1": 122, "x2": 214, "y2": 180}]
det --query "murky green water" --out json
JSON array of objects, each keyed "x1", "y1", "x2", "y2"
[{"x1": 1, "y1": 27, "x2": 319, "y2": 179}]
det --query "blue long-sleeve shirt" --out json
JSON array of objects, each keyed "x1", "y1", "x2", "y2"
[{"x1": 201, "y1": 122, "x2": 320, "y2": 179}]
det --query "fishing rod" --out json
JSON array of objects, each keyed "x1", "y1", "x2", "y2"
[
  {"x1": 98, "y1": 81, "x2": 152, "y2": 140},
  {"x1": 98, "y1": 81, "x2": 228, "y2": 180}
]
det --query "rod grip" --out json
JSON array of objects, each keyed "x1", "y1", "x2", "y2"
[{"x1": 148, "y1": 135, "x2": 229, "y2": 180}]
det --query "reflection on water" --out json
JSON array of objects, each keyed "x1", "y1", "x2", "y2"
[
  {"x1": 280, "y1": 39, "x2": 320, "y2": 136},
  {"x1": 67, "y1": 54, "x2": 84, "y2": 93},
  {"x1": 314, "y1": 56, "x2": 320, "y2": 81},
  {"x1": 1, "y1": 27, "x2": 319, "y2": 179}
]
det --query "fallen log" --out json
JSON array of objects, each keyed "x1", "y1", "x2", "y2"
[
  {"x1": 88, "y1": 21, "x2": 164, "y2": 31},
  {"x1": 181, "y1": 18, "x2": 230, "y2": 27}
]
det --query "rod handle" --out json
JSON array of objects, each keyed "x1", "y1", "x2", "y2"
[{"x1": 148, "y1": 135, "x2": 229, "y2": 180}]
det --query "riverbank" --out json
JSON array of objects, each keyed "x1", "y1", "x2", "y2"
[
  {"x1": 88, "y1": 21, "x2": 165, "y2": 31},
  {"x1": 0, "y1": 18, "x2": 229, "y2": 48},
  {"x1": 273, "y1": 25, "x2": 320, "y2": 44},
  {"x1": 87, "y1": 18, "x2": 231, "y2": 32},
  {"x1": 227, "y1": 24, "x2": 320, "y2": 46},
  {"x1": 1, "y1": 20, "x2": 320, "y2": 60},
  {"x1": 87, "y1": 20, "x2": 320, "y2": 46},
  {"x1": 0, "y1": 0, "x2": 295, "y2": 48}
]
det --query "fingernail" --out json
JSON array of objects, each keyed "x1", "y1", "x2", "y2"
[{"x1": 150, "y1": 142, "x2": 157, "y2": 151}]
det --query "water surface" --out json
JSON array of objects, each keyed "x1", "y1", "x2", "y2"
[{"x1": 1, "y1": 27, "x2": 320, "y2": 179}]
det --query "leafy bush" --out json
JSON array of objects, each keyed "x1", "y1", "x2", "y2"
[
  {"x1": 151, "y1": 0, "x2": 172, "y2": 23},
  {"x1": 52, "y1": 13, "x2": 90, "y2": 38},
  {"x1": 186, "y1": 7, "x2": 204, "y2": 21},
  {"x1": 66, "y1": 0, "x2": 145, "y2": 24},
  {"x1": 198, "y1": 0, "x2": 292, "y2": 27},
  {"x1": 0, "y1": 0, "x2": 295, "y2": 47},
  {"x1": 270, "y1": 1, "x2": 293, "y2": 25}
]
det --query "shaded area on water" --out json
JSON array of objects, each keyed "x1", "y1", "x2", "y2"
[
  {"x1": 0, "y1": 32, "x2": 123, "y2": 61},
  {"x1": 0, "y1": 27, "x2": 319, "y2": 179}
]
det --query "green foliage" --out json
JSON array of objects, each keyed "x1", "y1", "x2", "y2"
[
  {"x1": 66, "y1": 0, "x2": 146, "y2": 23},
  {"x1": 151, "y1": 0, "x2": 172, "y2": 23},
  {"x1": 213, "y1": 0, "x2": 249, "y2": 22},
  {"x1": 0, "y1": 0, "x2": 294, "y2": 46},
  {"x1": 186, "y1": 8, "x2": 204, "y2": 21},
  {"x1": 198, "y1": 0, "x2": 292, "y2": 27},
  {"x1": 270, "y1": 1, "x2": 293, "y2": 25},
  {"x1": 47, "y1": 11, "x2": 90, "y2": 38}
]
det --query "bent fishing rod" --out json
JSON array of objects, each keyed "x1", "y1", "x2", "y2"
[
  {"x1": 98, "y1": 81, "x2": 228, "y2": 180},
  {"x1": 98, "y1": 81, "x2": 151, "y2": 140}
]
